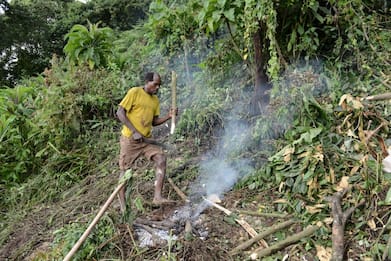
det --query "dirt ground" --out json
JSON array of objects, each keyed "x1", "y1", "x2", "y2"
[
  {"x1": 0, "y1": 173, "x2": 306, "y2": 261},
  {"x1": 0, "y1": 138, "x2": 312, "y2": 261}
]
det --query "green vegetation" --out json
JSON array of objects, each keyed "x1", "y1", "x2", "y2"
[{"x1": 0, "y1": 0, "x2": 390, "y2": 260}]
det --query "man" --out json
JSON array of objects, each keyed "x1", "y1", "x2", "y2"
[{"x1": 117, "y1": 72, "x2": 175, "y2": 212}]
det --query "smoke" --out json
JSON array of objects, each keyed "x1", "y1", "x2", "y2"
[{"x1": 186, "y1": 119, "x2": 254, "y2": 218}]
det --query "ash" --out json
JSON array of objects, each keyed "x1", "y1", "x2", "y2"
[
  {"x1": 135, "y1": 228, "x2": 178, "y2": 248},
  {"x1": 134, "y1": 200, "x2": 211, "y2": 247}
]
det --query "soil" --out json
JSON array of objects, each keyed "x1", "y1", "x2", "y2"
[
  {"x1": 0, "y1": 171, "x2": 302, "y2": 261},
  {"x1": 0, "y1": 135, "x2": 363, "y2": 260}
]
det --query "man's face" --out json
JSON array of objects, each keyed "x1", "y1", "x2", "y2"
[{"x1": 146, "y1": 74, "x2": 161, "y2": 95}]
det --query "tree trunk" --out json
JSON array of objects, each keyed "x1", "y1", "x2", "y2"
[{"x1": 250, "y1": 21, "x2": 271, "y2": 115}]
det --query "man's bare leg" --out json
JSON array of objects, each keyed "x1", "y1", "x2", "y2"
[
  {"x1": 118, "y1": 170, "x2": 126, "y2": 213},
  {"x1": 151, "y1": 154, "x2": 173, "y2": 204}
]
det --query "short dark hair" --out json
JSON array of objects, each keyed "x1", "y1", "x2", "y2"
[{"x1": 145, "y1": 72, "x2": 160, "y2": 82}]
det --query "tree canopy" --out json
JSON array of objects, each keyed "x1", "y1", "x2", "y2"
[{"x1": 0, "y1": 0, "x2": 150, "y2": 87}]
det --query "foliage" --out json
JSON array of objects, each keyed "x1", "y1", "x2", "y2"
[
  {"x1": 80, "y1": 0, "x2": 150, "y2": 31},
  {"x1": 64, "y1": 21, "x2": 115, "y2": 70},
  {"x1": 0, "y1": 55, "x2": 125, "y2": 199},
  {"x1": 50, "y1": 216, "x2": 116, "y2": 261},
  {"x1": 0, "y1": 84, "x2": 38, "y2": 184},
  {"x1": 175, "y1": 63, "x2": 248, "y2": 141},
  {"x1": 267, "y1": 87, "x2": 389, "y2": 210},
  {"x1": 0, "y1": 0, "x2": 151, "y2": 87},
  {"x1": 147, "y1": 0, "x2": 200, "y2": 53},
  {"x1": 1, "y1": 0, "x2": 390, "y2": 260}
]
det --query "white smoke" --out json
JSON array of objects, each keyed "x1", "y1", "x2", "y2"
[{"x1": 186, "y1": 120, "x2": 253, "y2": 218}]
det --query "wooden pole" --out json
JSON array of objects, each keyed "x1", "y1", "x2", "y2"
[
  {"x1": 63, "y1": 182, "x2": 126, "y2": 261},
  {"x1": 170, "y1": 71, "x2": 177, "y2": 135}
]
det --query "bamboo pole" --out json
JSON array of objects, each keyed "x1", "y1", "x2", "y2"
[
  {"x1": 170, "y1": 71, "x2": 177, "y2": 135},
  {"x1": 63, "y1": 182, "x2": 126, "y2": 261}
]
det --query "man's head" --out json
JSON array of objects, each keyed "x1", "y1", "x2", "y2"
[{"x1": 144, "y1": 72, "x2": 161, "y2": 95}]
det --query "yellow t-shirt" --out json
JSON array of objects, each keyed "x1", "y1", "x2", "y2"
[{"x1": 119, "y1": 87, "x2": 160, "y2": 138}]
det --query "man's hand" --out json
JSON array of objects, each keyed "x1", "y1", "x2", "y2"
[
  {"x1": 132, "y1": 131, "x2": 143, "y2": 142},
  {"x1": 169, "y1": 107, "x2": 179, "y2": 118}
]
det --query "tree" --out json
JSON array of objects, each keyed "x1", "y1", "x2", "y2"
[
  {"x1": 80, "y1": 0, "x2": 151, "y2": 30},
  {"x1": 147, "y1": 0, "x2": 389, "y2": 113},
  {"x1": 0, "y1": 0, "x2": 151, "y2": 87},
  {"x1": 0, "y1": 0, "x2": 76, "y2": 86}
]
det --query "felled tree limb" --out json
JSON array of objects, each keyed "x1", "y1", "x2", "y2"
[
  {"x1": 250, "y1": 224, "x2": 321, "y2": 259},
  {"x1": 134, "y1": 217, "x2": 176, "y2": 230},
  {"x1": 326, "y1": 189, "x2": 365, "y2": 261},
  {"x1": 230, "y1": 219, "x2": 297, "y2": 255}
]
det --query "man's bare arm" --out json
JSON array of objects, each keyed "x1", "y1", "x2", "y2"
[
  {"x1": 152, "y1": 115, "x2": 171, "y2": 126},
  {"x1": 152, "y1": 107, "x2": 178, "y2": 126}
]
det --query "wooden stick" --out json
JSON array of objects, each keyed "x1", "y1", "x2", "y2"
[
  {"x1": 63, "y1": 182, "x2": 126, "y2": 261},
  {"x1": 250, "y1": 224, "x2": 320, "y2": 259},
  {"x1": 230, "y1": 219, "x2": 297, "y2": 255},
  {"x1": 361, "y1": 92, "x2": 391, "y2": 101},
  {"x1": 167, "y1": 177, "x2": 189, "y2": 202},
  {"x1": 170, "y1": 71, "x2": 177, "y2": 135},
  {"x1": 134, "y1": 217, "x2": 176, "y2": 229},
  {"x1": 203, "y1": 197, "x2": 266, "y2": 246}
]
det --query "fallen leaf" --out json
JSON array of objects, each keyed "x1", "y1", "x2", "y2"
[
  {"x1": 367, "y1": 219, "x2": 377, "y2": 230},
  {"x1": 339, "y1": 94, "x2": 364, "y2": 110},
  {"x1": 350, "y1": 165, "x2": 360, "y2": 175},
  {"x1": 273, "y1": 199, "x2": 288, "y2": 204},
  {"x1": 306, "y1": 204, "x2": 326, "y2": 214},
  {"x1": 323, "y1": 217, "x2": 333, "y2": 225},
  {"x1": 336, "y1": 176, "x2": 350, "y2": 191},
  {"x1": 283, "y1": 146, "x2": 295, "y2": 163},
  {"x1": 316, "y1": 244, "x2": 332, "y2": 261}
]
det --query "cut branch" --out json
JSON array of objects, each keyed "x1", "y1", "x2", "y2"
[
  {"x1": 230, "y1": 219, "x2": 297, "y2": 255},
  {"x1": 362, "y1": 92, "x2": 391, "y2": 101},
  {"x1": 134, "y1": 217, "x2": 176, "y2": 230},
  {"x1": 250, "y1": 224, "x2": 320, "y2": 259},
  {"x1": 326, "y1": 189, "x2": 366, "y2": 261}
]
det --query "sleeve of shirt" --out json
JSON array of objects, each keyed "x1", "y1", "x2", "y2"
[{"x1": 119, "y1": 88, "x2": 136, "y2": 111}]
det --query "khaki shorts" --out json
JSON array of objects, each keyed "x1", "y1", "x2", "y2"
[{"x1": 119, "y1": 135, "x2": 163, "y2": 170}]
